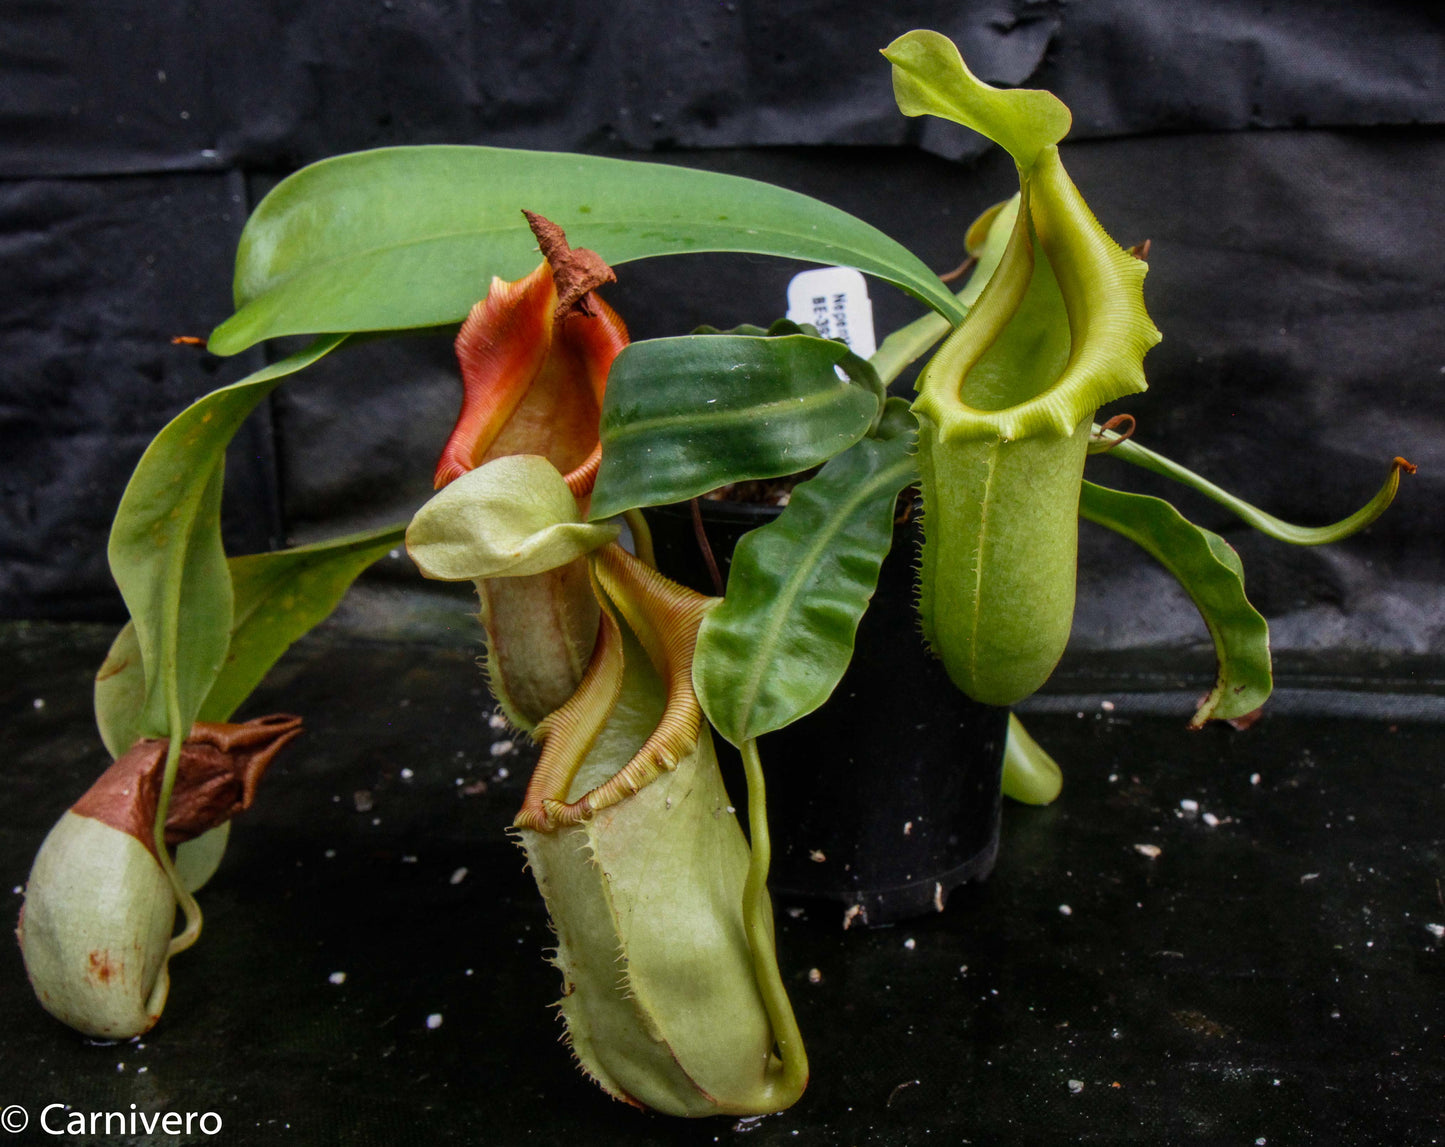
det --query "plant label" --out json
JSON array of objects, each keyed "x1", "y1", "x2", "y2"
[{"x1": 786, "y1": 267, "x2": 876, "y2": 360}]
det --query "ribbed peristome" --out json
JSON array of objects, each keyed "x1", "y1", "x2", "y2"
[
  {"x1": 515, "y1": 544, "x2": 717, "y2": 830},
  {"x1": 913, "y1": 144, "x2": 1160, "y2": 445}
]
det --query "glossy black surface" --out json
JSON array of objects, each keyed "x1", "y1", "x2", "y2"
[{"x1": 2, "y1": 623, "x2": 1441, "y2": 1145}]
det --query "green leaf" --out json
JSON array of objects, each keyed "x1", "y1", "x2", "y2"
[
  {"x1": 106, "y1": 335, "x2": 346, "y2": 743},
  {"x1": 209, "y1": 146, "x2": 966, "y2": 354},
  {"x1": 1001, "y1": 714, "x2": 1062, "y2": 805},
  {"x1": 1098, "y1": 433, "x2": 1416, "y2": 546},
  {"x1": 94, "y1": 623, "x2": 147, "y2": 760},
  {"x1": 912, "y1": 150, "x2": 1158, "y2": 444},
  {"x1": 200, "y1": 523, "x2": 407, "y2": 722},
  {"x1": 95, "y1": 521, "x2": 403, "y2": 756},
  {"x1": 94, "y1": 524, "x2": 400, "y2": 896},
  {"x1": 591, "y1": 333, "x2": 882, "y2": 520},
  {"x1": 408, "y1": 455, "x2": 619, "y2": 582},
  {"x1": 871, "y1": 196, "x2": 1019, "y2": 387},
  {"x1": 173, "y1": 824, "x2": 230, "y2": 894},
  {"x1": 122, "y1": 464, "x2": 231, "y2": 743},
  {"x1": 883, "y1": 30, "x2": 1071, "y2": 170},
  {"x1": 1079, "y1": 481, "x2": 1272, "y2": 727},
  {"x1": 694, "y1": 401, "x2": 919, "y2": 744}
]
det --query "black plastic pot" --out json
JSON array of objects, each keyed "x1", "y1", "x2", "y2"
[{"x1": 644, "y1": 500, "x2": 1009, "y2": 925}]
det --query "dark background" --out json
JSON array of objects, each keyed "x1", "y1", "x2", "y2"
[
  {"x1": 2, "y1": 0, "x2": 1441, "y2": 661},
  {"x1": 2, "y1": 5, "x2": 1444, "y2": 1145}
]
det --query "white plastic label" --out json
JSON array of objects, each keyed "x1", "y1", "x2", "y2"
[{"x1": 785, "y1": 267, "x2": 876, "y2": 360}]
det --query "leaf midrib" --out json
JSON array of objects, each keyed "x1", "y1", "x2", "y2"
[
  {"x1": 605, "y1": 385, "x2": 862, "y2": 442},
  {"x1": 731, "y1": 449, "x2": 915, "y2": 739},
  {"x1": 247, "y1": 216, "x2": 922, "y2": 296}
]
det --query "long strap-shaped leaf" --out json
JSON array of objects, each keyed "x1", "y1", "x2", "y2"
[
  {"x1": 96, "y1": 523, "x2": 406, "y2": 757},
  {"x1": 591, "y1": 332, "x2": 883, "y2": 520},
  {"x1": 695, "y1": 402, "x2": 918, "y2": 744},
  {"x1": 1098, "y1": 431, "x2": 1415, "y2": 546},
  {"x1": 204, "y1": 524, "x2": 407, "y2": 722},
  {"x1": 1079, "y1": 481, "x2": 1271, "y2": 727},
  {"x1": 97, "y1": 522, "x2": 404, "y2": 895},
  {"x1": 209, "y1": 146, "x2": 967, "y2": 354},
  {"x1": 104, "y1": 334, "x2": 344, "y2": 943},
  {"x1": 107, "y1": 335, "x2": 346, "y2": 752}
]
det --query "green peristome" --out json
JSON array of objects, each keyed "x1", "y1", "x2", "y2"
[
  {"x1": 19, "y1": 813, "x2": 175, "y2": 1039},
  {"x1": 913, "y1": 153, "x2": 1157, "y2": 442},
  {"x1": 892, "y1": 33, "x2": 1160, "y2": 706},
  {"x1": 518, "y1": 631, "x2": 802, "y2": 1117}
]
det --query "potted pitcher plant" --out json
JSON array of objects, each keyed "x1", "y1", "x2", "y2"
[{"x1": 18, "y1": 30, "x2": 1411, "y2": 1119}]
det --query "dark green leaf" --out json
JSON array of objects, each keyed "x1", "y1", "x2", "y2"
[
  {"x1": 106, "y1": 336, "x2": 345, "y2": 742},
  {"x1": 694, "y1": 402, "x2": 919, "y2": 744},
  {"x1": 1079, "y1": 481, "x2": 1272, "y2": 727},
  {"x1": 591, "y1": 333, "x2": 882, "y2": 520},
  {"x1": 696, "y1": 319, "x2": 887, "y2": 411},
  {"x1": 209, "y1": 147, "x2": 965, "y2": 354}
]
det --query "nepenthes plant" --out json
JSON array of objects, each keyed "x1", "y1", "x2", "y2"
[{"x1": 18, "y1": 29, "x2": 1412, "y2": 1117}]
